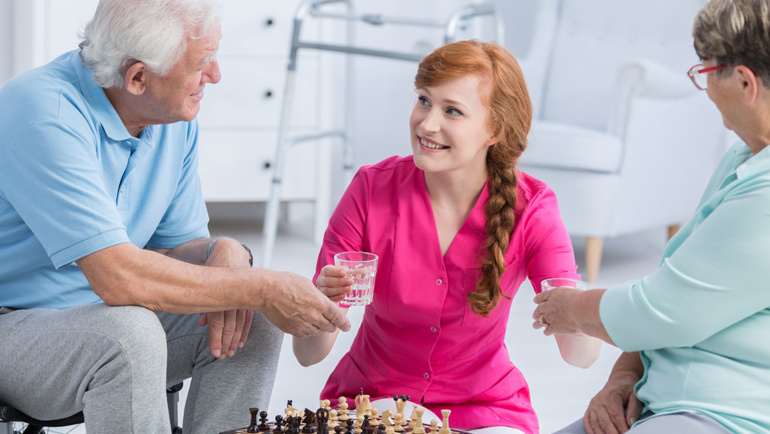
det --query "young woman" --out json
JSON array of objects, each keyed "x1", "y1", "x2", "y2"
[{"x1": 294, "y1": 40, "x2": 601, "y2": 434}]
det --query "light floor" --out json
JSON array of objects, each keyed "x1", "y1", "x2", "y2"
[{"x1": 37, "y1": 203, "x2": 670, "y2": 434}]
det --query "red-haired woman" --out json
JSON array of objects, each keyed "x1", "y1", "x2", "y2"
[{"x1": 293, "y1": 40, "x2": 601, "y2": 434}]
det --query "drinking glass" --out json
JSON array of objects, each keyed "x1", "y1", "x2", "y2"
[{"x1": 334, "y1": 252, "x2": 378, "y2": 306}]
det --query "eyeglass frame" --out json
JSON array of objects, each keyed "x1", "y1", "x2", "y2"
[{"x1": 687, "y1": 63, "x2": 729, "y2": 90}]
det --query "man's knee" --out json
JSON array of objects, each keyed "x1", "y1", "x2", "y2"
[{"x1": 92, "y1": 305, "x2": 168, "y2": 367}]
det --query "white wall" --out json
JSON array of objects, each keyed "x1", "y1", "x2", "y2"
[{"x1": 0, "y1": 0, "x2": 12, "y2": 85}]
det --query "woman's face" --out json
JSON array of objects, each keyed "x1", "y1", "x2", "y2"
[{"x1": 409, "y1": 74, "x2": 497, "y2": 177}]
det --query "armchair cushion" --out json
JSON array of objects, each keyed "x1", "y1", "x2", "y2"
[{"x1": 522, "y1": 121, "x2": 623, "y2": 173}]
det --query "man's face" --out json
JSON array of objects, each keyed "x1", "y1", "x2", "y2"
[{"x1": 141, "y1": 24, "x2": 222, "y2": 124}]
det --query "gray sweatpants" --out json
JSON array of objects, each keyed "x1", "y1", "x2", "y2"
[
  {"x1": 553, "y1": 411, "x2": 731, "y2": 434},
  {"x1": 0, "y1": 303, "x2": 282, "y2": 433}
]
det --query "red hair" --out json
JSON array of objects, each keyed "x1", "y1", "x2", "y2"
[{"x1": 415, "y1": 40, "x2": 533, "y2": 316}]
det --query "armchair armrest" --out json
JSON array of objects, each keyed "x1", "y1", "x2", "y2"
[{"x1": 607, "y1": 58, "x2": 697, "y2": 137}]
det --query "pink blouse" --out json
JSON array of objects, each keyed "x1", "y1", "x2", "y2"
[{"x1": 314, "y1": 156, "x2": 579, "y2": 433}]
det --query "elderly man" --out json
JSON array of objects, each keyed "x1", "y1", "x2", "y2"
[
  {"x1": 534, "y1": 1, "x2": 770, "y2": 433},
  {"x1": 0, "y1": 0, "x2": 350, "y2": 433}
]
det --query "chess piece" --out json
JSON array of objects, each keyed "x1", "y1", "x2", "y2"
[
  {"x1": 345, "y1": 418, "x2": 355, "y2": 434},
  {"x1": 361, "y1": 415, "x2": 371, "y2": 434},
  {"x1": 355, "y1": 390, "x2": 366, "y2": 418},
  {"x1": 428, "y1": 420, "x2": 438, "y2": 434},
  {"x1": 411, "y1": 409, "x2": 425, "y2": 434},
  {"x1": 370, "y1": 408, "x2": 380, "y2": 427},
  {"x1": 248, "y1": 408, "x2": 260, "y2": 433},
  {"x1": 339, "y1": 397, "x2": 350, "y2": 421},
  {"x1": 385, "y1": 425, "x2": 395, "y2": 434},
  {"x1": 355, "y1": 415, "x2": 364, "y2": 434},
  {"x1": 393, "y1": 396, "x2": 408, "y2": 420},
  {"x1": 324, "y1": 399, "x2": 332, "y2": 411},
  {"x1": 259, "y1": 410, "x2": 271, "y2": 432},
  {"x1": 334, "y1": 427, "x2": 344, "y2": 434},
  {"x1": 303, "y1": 409, "x2": 317, "y2": 425},
  {"x1": 438, "y1": 410, "x2": 451, "y2": 434},
  {"x1": 408, "y1": 406, "x2": 418, "y2": 430},
  {"x1": 316, "y1": 408, "x2": 330, "y2": 434},
  {"x1": 287, "y1": 400, "x2": 298, "y2": 417},
  {"x1": 274, "y1": 415, "x2": 286, "y2": 434},
  {"x1": 393, "y1": 413, "x2": 405, "y2": 433},
  {"x1": 380, "y1": 410, "x2": 394, "y2": 427},
  {"x1": 328, "y1": 410, "x2": 339, "y2": 429},
  {"x1": 376, "y1": 424, "x2": 387, "y2": 434}
]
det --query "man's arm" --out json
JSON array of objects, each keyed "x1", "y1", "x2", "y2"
[
  {"x1": 583, "y1": 352, "x2": 644, "y2": 434},
  {"x1": 147, "y1": 236, "x2": 255, "y2": 359},
  {"x1": 76, "y1": 242, "x2": 351, "y2": 338}
]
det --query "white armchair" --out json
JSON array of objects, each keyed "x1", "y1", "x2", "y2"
[{"x1": 515, "y1": 0, "x2": 726, "y2": 282}]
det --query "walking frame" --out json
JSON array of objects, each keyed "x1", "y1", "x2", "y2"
[{"x1": 262, "y1": 0, "x2": 504, "y2": 268}]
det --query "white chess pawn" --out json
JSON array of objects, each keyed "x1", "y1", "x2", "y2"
[
  {"x1": 328, "y1": 410, "x2": 339, "y2": 429},
  {"x1": 370, "y1": 407, "x2": 380, "y2": 426},
  {"x1": 393, "y1": 413, "x2": 405, "y2": 432},
  {"x1": 428, "y1": 419, "x2": 439, "y2": 434},
  {"x1": 339, "y1": 397, "x2": 350, "y2": 421}
]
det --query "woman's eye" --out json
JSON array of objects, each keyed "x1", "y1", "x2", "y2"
[
  {"x1": 447, "y1": 108, "x2": 463, "y2": 116},
  {"x1": 418, "y1": 96, "x2": 430, "y2": 106}
]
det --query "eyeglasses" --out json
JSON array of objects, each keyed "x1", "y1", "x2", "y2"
[{"x1": 687, "y1": 63, "x2": 728, "y2": 90}]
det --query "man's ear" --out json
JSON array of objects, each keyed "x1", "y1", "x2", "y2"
[
  {"x1": 124, "y1": 62, "x2": 148, "y2": 96},
  {"x1": 735, "y1": 65, "x2": 760, "y2": 104}
]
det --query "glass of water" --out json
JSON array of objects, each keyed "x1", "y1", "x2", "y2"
[
  {"x1": 334, "y1": 251, "x2": 378, "y2": 306},
  {"x1": 541, "y1": 277, "x2": 587, "y2": 292}
]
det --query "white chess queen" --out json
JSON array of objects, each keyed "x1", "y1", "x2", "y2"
[{"x1": 293, "y1": 40, "x2": 602, "y2": 434}]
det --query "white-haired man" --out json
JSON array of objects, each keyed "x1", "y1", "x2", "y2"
[{"x1": 0, "y1": 1, "x2": 350, "y2": 432}]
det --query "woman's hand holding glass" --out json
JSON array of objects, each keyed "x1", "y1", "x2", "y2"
[{"x1": 316, "y1": 265, "x2": 354, "y2": 303}]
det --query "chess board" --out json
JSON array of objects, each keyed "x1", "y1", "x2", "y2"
[
  {"x1": 221, "y1": 423, "x2": 473, "y2": 434},
  {"x1": 220, "y1": 395, "x2": 471, "y2": 434}
]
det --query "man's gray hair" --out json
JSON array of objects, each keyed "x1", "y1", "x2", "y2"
[
  {"x1": 79, "y1": 0, "x2": 222, "y2": 88},
  {"x1": 693, "y1": 0, "x2": 770, "y2": 86}
]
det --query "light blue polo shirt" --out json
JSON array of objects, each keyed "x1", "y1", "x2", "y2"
[
  {"x1": 0, "y1": 50, "x2": 210, "y2": 309},
  {"x1": 600, "y1": 141, "x2": 770, "y2": 433}
]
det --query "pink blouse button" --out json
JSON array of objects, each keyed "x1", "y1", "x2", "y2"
[
  {"x1": 436, "y1": 279, "x2": 443, "y2": 285},
  {"x1": 430, "y1": 327, "x2": 437, "y2": 333},
  {"x1": 423, "y1": 373, "x2": 430, "y2": 379}
]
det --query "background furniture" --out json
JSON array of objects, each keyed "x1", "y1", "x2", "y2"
[
  {"x1": 516, "y1": 0, "x2": 727, "y2": 282},
  {"x1": 0, "y1": 383, "x2": 184, "y2": 434},
  {"x1": 260, "y1": 0, "x2": 504, "y2": 268}
]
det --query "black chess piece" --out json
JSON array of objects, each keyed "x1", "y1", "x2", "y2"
[
  {"x1": 259, "y1": 410, "x2": 271, "y2": 432},
  {"x1": 344, "y1": 418, "x2": 355, "y2": 434},
  {"x1": 376, "y1": 424, "x2": 386, "y2": 434},
  {"x1": 361, "y1": 415, "x2": 371, "y2": 433},
  {"x1": 316, "y1": 408, "x2": 330, "y2": 434},
  {"x1": 248, "y1": 408, "x2": 260, "y2": 433},
  {"x1": 334, "y1": 427, "x2": 343, "y2": 434},
  {"x1": 302, "y1": 408, "x2": 316, "y2": 425},
  {"x1": 274, "y1": 415, "x2": 286, "y2": 434}
]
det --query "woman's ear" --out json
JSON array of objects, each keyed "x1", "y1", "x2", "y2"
[{"x1": 735, "y1": 65, "x2": 760, "y2": 104}]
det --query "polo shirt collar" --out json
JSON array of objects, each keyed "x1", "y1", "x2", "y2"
[
  {"x1": 736, "y1": 142, "x2": 770, "y2": 179},
  {"x1": 72, "y1": 50, "x2": 135, "y2": 143}
]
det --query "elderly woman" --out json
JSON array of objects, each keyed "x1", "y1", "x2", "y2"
[{"x1": 535, "y1": 1, "x2": 770, "y2": 433}]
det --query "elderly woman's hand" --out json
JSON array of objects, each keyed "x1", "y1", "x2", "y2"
[
  {"x1": 532, "y1": 287, "x2": 584, "y2": 335},
  {"x1": 532, "y1": 287, "x2": 614, "y2": 344}
]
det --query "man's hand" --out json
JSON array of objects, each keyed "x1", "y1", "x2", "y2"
[
  {"x1": 315, "y1": 265, "x2": 353, "y2": 303},
  {"x1": 583, "y1": 371, "x2": 642, "y2": 434},
  {"x1": 199, "y1": 309, "x2": 253, "y2": 359},
  {"x1": 261, "y1": 271, "x2": 351, "y2": 338},
  {"x1": 202, "y1": 237, "x2": 254, "y2": 359}
]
